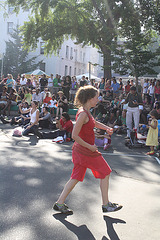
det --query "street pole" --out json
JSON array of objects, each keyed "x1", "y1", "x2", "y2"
[
  {"x1": 89, "y1": 61, "x2": 91, "y2": 80},
  {"x1": 1, "y1": 53, "x2": 4, "y2": 80}
]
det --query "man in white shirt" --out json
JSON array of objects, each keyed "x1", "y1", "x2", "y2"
[
  {"x1": 32, "y1": 88, "x2": 42, "y2": 105},
  {"x1": 48, "y1": 74, "x2": 54, "y2": 94},
  {"x1": 20, "y1": 75, "x2": 27, "y2": 86}
]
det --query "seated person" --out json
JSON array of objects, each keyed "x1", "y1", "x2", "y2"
[
  {"x1": 24, "y1": 88, "x2": 32, "y2": 106},
  {"x1": 106, "y1": 110, "x2": 116, "y2": 128},
  {"x1": 42, "y1": 112, "x2": 73, "y2": 139},
  {"x1": 39, "y1": 106, "x2": 55, "y2": 129},
  {"x1": 43, "y1": 91, "x2": 52, "y2": 105},
  {"x1": 0, "y1": 101, "x2": 30, "y2": 126},
  {"x1": 22, "y1": 101, "x2": 43, "y2": 138},
  {"x1": 110, "y1": 97, "x2": 120, "y2": 114},
  {"x1": 56, "y1": 91, "x2": 68, "y2": 118},
  {"x1": 0, "y1": 86, "x2": 9, "y2": 114},
  {"x1": 95, "y1": 128, "x2": 111, "y2": 150},
  {"x1": 2, "y1": 88, "x2": 17, "y2": 116},
  {"x1": 48, "y1": 95, "x2": 57, "y2": 118},
  {"x1": 114, "y1": 110, "x2": 127, "y2": 134}
]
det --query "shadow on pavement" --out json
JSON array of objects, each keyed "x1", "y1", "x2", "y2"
[
  {"x1": 103, "y1": 215, "x2": 126, "y2": 240},
  {"x1": 53, "y1": 213, "x2": 96, "y2": 240}
]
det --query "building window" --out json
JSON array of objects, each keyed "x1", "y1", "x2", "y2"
[
  {"x1": 40, "y1": 42, "x2": 45, "y2": 54},
  {"x1": 75, "y1": 49, "x2": 77, "y2": 61},
  {"x1": 66, "y1": 45, "x2": 69, "y2": 59},
  {"x1": 7, "y1": 22, "x2": 13, "y2": 34},
  {"x1": 8, "y1": 6, "x2": 14, "y2": 14},
  {"x1": 69, "y1": 66, "x2": 72, "y2": 76},
  {"x1": 70, "y1": 47, "x2": 73, "y2": 60},
  {"x1": 80, "y1": 51, "x2": 82, "y2": 61},
  {"x1": 40, "y1": 62, "x2": 45, "y2": 72},
  {"x1": 78, "y1": 69, "x2": 81, "y2": 75},
  {"x1": 83, "y1": 53, "x2": 85, "y2": 62},
  {"x1": 74, "y1": 68, "x2": 77, "y2": 75},
  {"x1": 65, "y1": 65, "x2": 68, "y2": 76}
]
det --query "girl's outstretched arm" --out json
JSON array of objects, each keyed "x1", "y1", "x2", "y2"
[{"x1": 95, "y1": 120, "x2": 113, "y2": 135}]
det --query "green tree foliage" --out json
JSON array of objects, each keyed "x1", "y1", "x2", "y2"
[
  {"x1": 6, "y1": 0, "x2": 160, "y2": 80},
  {"x1": 3, "y1": 26, "x2": 42, "y2": 79},
  {"x1": 112, "y1": 32, "x2": 160, "y2": 84},
  {"x1": 136, "y1": 0, "x2": 160, "y2": 32}
]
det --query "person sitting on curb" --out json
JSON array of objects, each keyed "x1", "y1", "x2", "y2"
[
  {"x1": 42, "y1": 112, "x2": 73, "y2": 140},
  {"x1": 39, "y1": 106, "x2": 56, "y2": 130}
]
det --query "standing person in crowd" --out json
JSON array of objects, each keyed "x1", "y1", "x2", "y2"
[
  {"x1": 63, "y1": 75, "x2": 71, "y2": 101},
  {"x1": 21, "y1": 101, "x2": 43, "y2": 138},
  {"x1": 20, "y1": 75, "x2": 27, "y2": 87},
  {"x1": 26, "y1": 78, "x2": 32, "y2": 89},
  {"x1": 105, "y1": 79, "x2": 112, "y2": 92},
  {"x1": 125, "y1": 80, "x2": 130, "y2": 95},
  {"x1": 16, "y1": 74, "x2": 21, "y2": 91},
  {"x1": 146, "y1": 110, "x2": 158, "y2": 155},
  {"x1": 53, "y1": 74, "x2": 59, "y2": 96},
  {"x1": 6, "y1": 74, "x2": 14, "y2": 93},
  {"x1": 32, "y1": 76, "x2": 38, "y2": 89},
  {"x1": 154, "y1": 80, "x2": 160, "y2": 101},
  {"x1": 48, "y1": 74, "x2": 54, "y2": 94},
  {"x1": 70, "y1": 76, "x2": 78, "y2": 102},
  {"x1": 99, "y1": 77, "x2": 105, "y2": 93},
  {"x1": 53, "y1": 85, "x2": 122, "y2": 214},
  {"x1": 130, "y1": 79, "x2": 134, "y2": 87},
  {"x1": 111, "y1": 78, "x2": 120, "y2": 98},
  {"x1": 40, "y1": 74, "x2": 48, "y2": 91},
  {"x1": 124, "y1": 86, "x2": 143, "y2": 139},
  {"x1": 119, "y1": 78, "x2": 123, "y2": 95},
  {"x1": 142, "y1": 79, "x2": 149, "y2": 100},
  {"x1": 32, "y1": 88, "x2": 42, "y2": 105},
  {"x1": 56, "y1": 91, "x2": 68, "y2": 118},
  {"x1": 80, "y1": 76, "x2": 88, "y2": 87},
  {"x1": 148, "y1": 80, "x2": 155, "y2": 105}
]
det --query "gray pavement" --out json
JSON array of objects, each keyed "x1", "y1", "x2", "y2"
[{"x1": 0, "y1": 123, "x2": 160, "y2": 240}]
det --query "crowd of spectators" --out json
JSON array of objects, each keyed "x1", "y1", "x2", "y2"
[{"x1": 0, "y1": 73, "x2": 160, "y2": 142}]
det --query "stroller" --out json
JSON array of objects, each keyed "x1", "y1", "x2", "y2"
[{"x1": 125, "y1": 128, "x2": 146, "y2": 149}]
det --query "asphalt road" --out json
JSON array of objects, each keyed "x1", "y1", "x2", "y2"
[{"x1": 0, "y1": 124, "x2": 160, "y2": 240}]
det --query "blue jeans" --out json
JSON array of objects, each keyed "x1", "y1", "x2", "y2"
[{"x1": 22, "y1": 124, "x2": 43, "y2": 138}]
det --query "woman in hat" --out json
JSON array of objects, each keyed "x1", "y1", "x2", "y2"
[{"x1": 56, "y1": 91, "x2": 68, "y2": 118}]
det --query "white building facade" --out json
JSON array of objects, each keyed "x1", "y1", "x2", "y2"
[{"x1": 0, "y1": 5, "x2": 103, "y2": 78}]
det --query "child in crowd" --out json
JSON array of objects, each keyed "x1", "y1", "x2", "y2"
[
  {"x1": 95, "y1": 128, "x2": 111, "y2": 150},
  {"x1": 48, "y1": 95, "x2": 57, "y2": 118},
  {"x1": 146, "y1": 109, "x2": 158, "y2": 155},
  {"x1": 53, "y1": 85, "x2": 122, "y2": 214}
]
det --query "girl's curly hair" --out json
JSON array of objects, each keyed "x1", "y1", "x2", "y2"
[{"x1": 74, "y1": 85, "x2": 98, "y2": 107}]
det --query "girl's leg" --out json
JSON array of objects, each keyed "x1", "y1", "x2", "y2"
[
  {"x1": 100, "y1": 174, "x2": 110, "y2": 205},
  {"x1": 57, "y1": 178, "x2": 79, "y2": 204}
]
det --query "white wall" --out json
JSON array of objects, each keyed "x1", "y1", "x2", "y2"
[{"x1": 0, "y1": 5, "x2": 102, "y2": 78}]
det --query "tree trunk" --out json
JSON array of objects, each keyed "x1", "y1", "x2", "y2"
[{"x1": 103, "y1": 47, "x2": 112, "y2": 79}]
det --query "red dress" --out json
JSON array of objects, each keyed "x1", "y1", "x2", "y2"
[{"x1": 71, "y1": 108, "x2": 111, "y2": 181}]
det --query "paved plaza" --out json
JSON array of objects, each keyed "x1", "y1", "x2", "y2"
[{"x1": 0, "y1": 123, "x2": 160, "y2": 240}]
